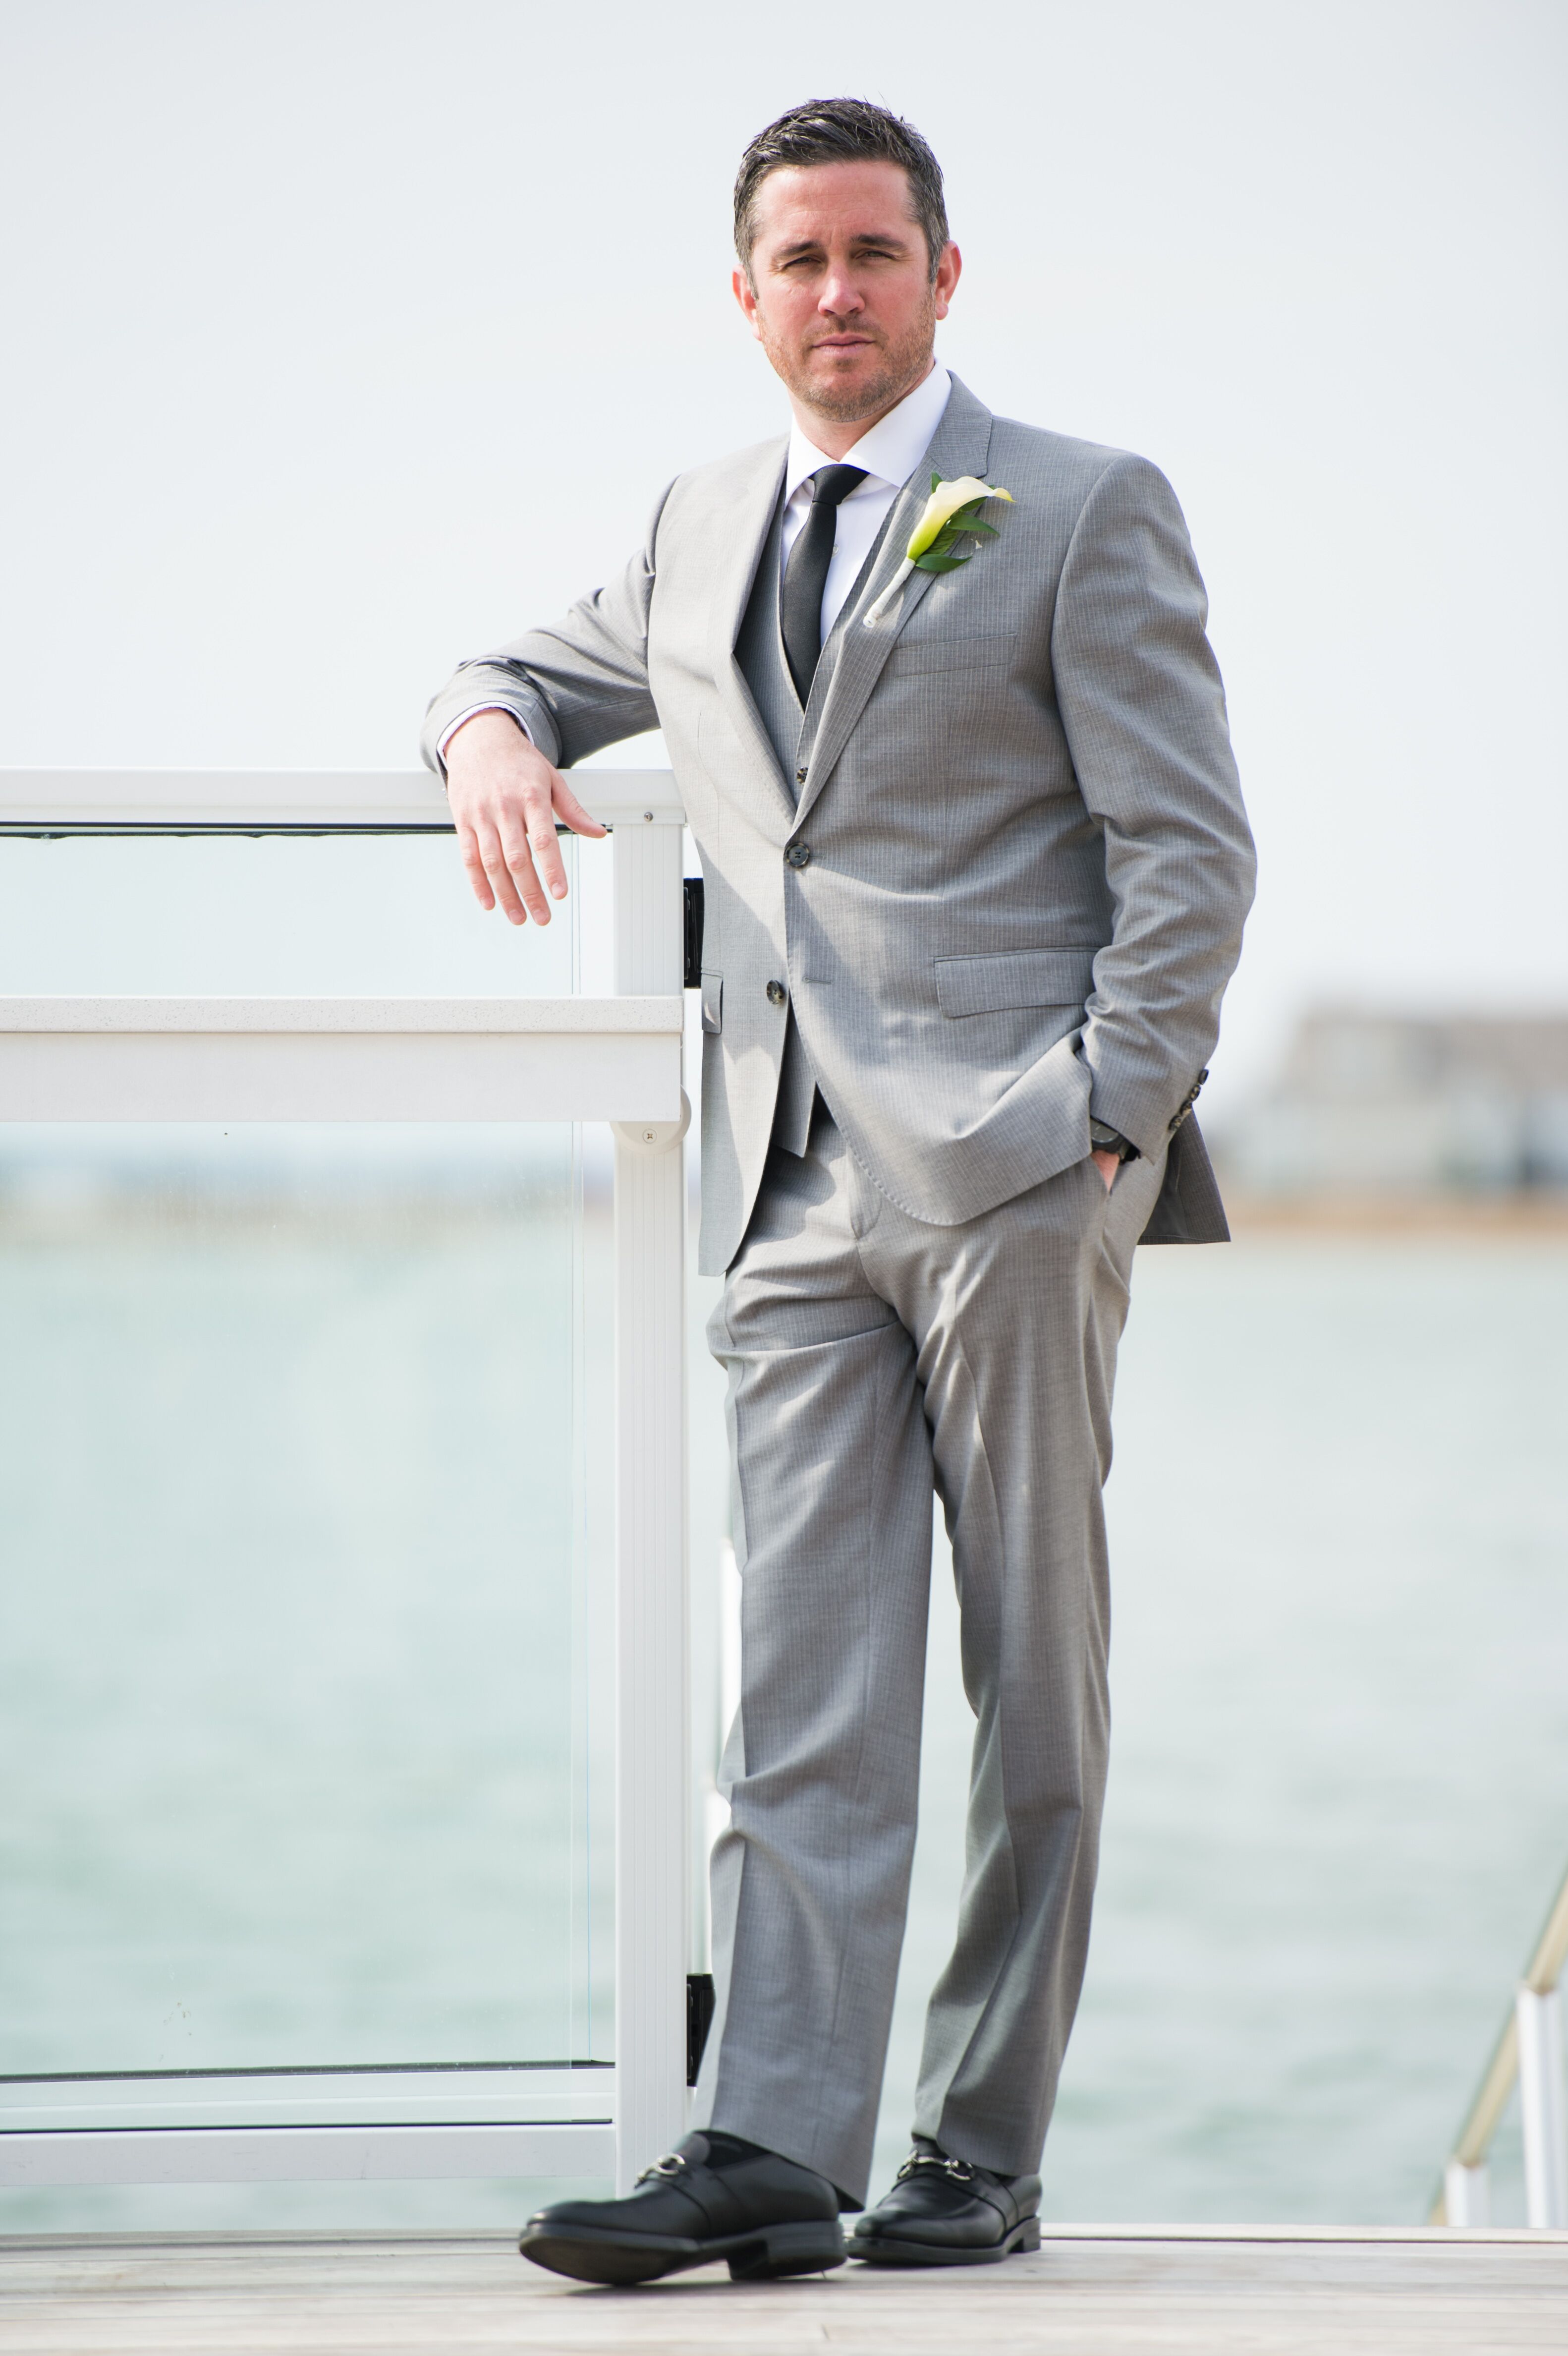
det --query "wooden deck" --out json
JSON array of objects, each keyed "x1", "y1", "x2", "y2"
[{"x1": 2, "y1": 2226, "x2": 1567, "y2": 2354}]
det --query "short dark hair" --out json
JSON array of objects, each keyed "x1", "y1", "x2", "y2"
[{"x1": 734, "y1": 98, "x2": 949, "y2": 282}]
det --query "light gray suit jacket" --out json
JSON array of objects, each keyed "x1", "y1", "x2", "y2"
[{"x1": 422, "y1": 376, "x2": 1256, "y2": 1276}]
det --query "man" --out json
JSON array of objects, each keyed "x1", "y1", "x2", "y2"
[{"x1": 423, "y1": 98, "x2": 1254, "y2": 2283}]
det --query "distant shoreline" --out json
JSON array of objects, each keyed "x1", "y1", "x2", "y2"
[{"x1": 1220, "y1": 1190, "x2": 1568, "y2": 1239}]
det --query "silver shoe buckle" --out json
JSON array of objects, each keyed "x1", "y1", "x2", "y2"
[{"x1": 895, "y1": 2149, "x2": 976, "y2": 2186}]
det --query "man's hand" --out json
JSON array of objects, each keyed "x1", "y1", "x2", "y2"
[
  {"x1": 1091, "y1": 1147, "x2": 1120, "y2": 1191},
  {"x1": 443, "y1": 710, "x2": 607, "y2": 924}
]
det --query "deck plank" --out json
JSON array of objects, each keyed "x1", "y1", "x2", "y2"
[{"x1": 2, "y1": 2228, "x2": 1567, "y2": 2355}]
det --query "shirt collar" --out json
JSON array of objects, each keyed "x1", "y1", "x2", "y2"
[{"x1": 783, "y1": 365, "x2": 952, "y2": 504}]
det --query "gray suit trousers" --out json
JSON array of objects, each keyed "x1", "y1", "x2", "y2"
[{"x1": 691, "y1": 1106, "x2": 1166, "y2": 2202}]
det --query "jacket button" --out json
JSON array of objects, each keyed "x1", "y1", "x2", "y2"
[
  {"x1": 766, "y1": 979, "x2": 787, "y2": 1007},
  {"x1": 785, "y1": 843, "x2": 812, "y2": 869}
]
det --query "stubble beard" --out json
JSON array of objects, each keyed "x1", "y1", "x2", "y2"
[{"x1": 763, "y1": 292, "x2": 938, "y2": 428}]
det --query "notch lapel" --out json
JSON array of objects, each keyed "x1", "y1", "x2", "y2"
[
  {"x1": 793, "y1": 377, "x2": 995, "y2": 830},
  {"x1": 708, "y1": 440, "x2": 796, "y2": 828}
]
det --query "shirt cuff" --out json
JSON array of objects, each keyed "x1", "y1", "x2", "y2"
[{"x1": 436, "y1": 704, "x2": 533, "y2": 761}]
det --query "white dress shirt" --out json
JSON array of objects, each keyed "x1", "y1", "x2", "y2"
[
  {"x1": 438, "y1": 366, "x2": 952, "y2": 763},
  {"x1": 779, "y1": 364, "x2": 951, "y2": 644}
]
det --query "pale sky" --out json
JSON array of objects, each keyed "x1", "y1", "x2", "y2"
[{"x1": 1, "y1": 0, "x2": 1564, "y2": 1118}]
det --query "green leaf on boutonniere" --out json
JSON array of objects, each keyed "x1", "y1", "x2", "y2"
[
  {"x1": 917, "y1": 502, "x2": 1000, "y2": 567},
  {"x1": 907, "y1": 475, "x2": 1013, "y2": 560}
]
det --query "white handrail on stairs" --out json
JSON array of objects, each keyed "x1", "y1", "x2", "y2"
[{"x1": 1435, "y1": 1860, "x2": 1568, "y2": 2229}]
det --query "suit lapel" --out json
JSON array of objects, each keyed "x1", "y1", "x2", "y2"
[
  {"x1": 794, "y1": 377, "x2": 994, "y2": 829},
  {"x1": 708, "y1": 440, "x2": 796, "y2": 826}
]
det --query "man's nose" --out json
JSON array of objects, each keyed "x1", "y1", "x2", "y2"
[{"x1": 817, "y1": 271, "x2": 865, "y2": 316}]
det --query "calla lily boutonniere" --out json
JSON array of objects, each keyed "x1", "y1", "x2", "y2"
[{"x1": 863, "y1": 473, "x2": 1014, "y2": 628}]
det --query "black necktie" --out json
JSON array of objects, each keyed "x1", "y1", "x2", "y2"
[{"x1": 781, "y1": 463, "x2": 867, "y2": 703}]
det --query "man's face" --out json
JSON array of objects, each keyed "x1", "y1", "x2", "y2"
[{"x1": 734, "y1": 160, "x2": 960, "y2": 428}]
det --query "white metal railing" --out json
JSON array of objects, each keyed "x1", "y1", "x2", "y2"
[
  {"x1": 0, "y1": 768, "x2": 544, "y2": 831},
  {"x1": 0, "y1": 769, "x2": 690, "y2": 2198},
  {"x1": 1435, "y1": 1859, "x2": 1568, "y2": 2228},
  {"x1": 0, "y1": 995, "x2": 679, "y2": 1122}
]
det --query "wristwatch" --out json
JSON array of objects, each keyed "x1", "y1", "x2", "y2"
[{"x1": 1089, "y1": 1119, "x2": 1139, "y2": 1163}]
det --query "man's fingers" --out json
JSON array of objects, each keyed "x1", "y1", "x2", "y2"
[
  {"x1": 552, "y1": 775, "x2": 609, "y2": 840},
  {"x1": 457, "y1": 822, "x2": 498, "y2": 913},
  {"x1": 518, "y1": 797, "x2": 569, "y2": 905},
  {"x1": 499, "y1": 812, "x2": 555, "y2": 923},
  {"x1": 475, "y1": 823, "x2": 532, "y2": 926}
]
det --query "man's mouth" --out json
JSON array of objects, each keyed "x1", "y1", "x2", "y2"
[{"x1": 811, "y1": 333, "x2": 876, "y2": 354}]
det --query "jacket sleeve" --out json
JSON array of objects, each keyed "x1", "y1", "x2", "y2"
[
  {"x1": 420, "y1": 483, "x2": 673, "y2": 775},
  {"x1": 1050, "y1": 453, "x2": 1256, "y2": 1159}
]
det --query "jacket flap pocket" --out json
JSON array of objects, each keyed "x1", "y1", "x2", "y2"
[
  {"x1": 935, "y1": 947, "x2": 1096, "y2": 1019},
  {"x1": 701, "y1": 971, "x2": 723, "y2": 1035}
]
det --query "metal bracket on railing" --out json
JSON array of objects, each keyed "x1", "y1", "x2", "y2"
[{"x1": 613, "y1": 1092, "x2": 691, "y2": 1156}]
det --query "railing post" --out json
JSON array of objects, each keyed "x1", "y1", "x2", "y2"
[
  {"x1": 1442, "y1": 2158, "x2": 1490, "y2": 2226},
  {"x1": 611, "y1": 807, "x2": 689, "y2": 2193},
  {"x1": 1517, "y1": 1986, "x2": 1568, "y2": 2229}
]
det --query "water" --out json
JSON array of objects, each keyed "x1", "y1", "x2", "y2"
[
  {"x1": 876, "y1": 1230, "x2": 1568, "y2": 2225},
  {"x1": 2, "y1": 1217, "x2": 1565, "y2": 2230},
  {"x1": 0, "y1": 1138, "x2": 615, "y2": 2104}
]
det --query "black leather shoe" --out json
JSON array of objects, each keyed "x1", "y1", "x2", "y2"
[
  {"x1": 519, "y1": 2130, "x2": 846, "y2": 2285},
  {"x1": 849, "y1": 2137, "x2": 1042, "y2": 2267}
]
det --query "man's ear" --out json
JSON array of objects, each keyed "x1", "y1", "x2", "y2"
[
  {"x1": 933, "y1": 242, "x2": 961, "y2": 324},
  {"x1": 732, "y1": 266, "x2": 762, "y2": 339}
]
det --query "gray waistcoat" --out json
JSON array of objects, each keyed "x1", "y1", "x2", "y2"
[{"x1": 735, "y1": 494, "x2": 889, "y2": 1155}]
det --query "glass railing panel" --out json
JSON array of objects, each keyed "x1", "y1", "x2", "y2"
[
  {"x1": 0, "y1": 834, "x2": 584, "y2": 998},
  {"x1": 0, "y1": 1119, "x2": 614, "y2": 2095}
]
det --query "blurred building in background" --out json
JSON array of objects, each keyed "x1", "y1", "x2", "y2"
[{"x1": 1216, "y1": 1009, "x2": 1568, "y2": 1196}]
